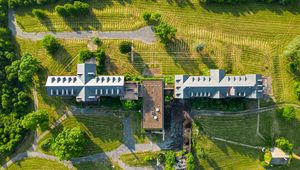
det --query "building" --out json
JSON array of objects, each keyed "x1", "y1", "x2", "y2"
[
  {"x1": 270, "y1": 147, "x2": 290, "y2": 165},
  {"x1": 45, "y1": 63, "x2": 125, "y2": 102},
  {"x1": 174, "y1": 69, "x2": 263, "y2": 99},
  {"x1": 142, "y1": 80, "x2": 165, "y2": 139}
]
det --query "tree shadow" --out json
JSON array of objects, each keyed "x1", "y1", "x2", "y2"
[
  {"x1": 116, "y1": 0, "x2": 133, "y2": 6},
  {"x1": 164, "y1": 38, "x2": 202, "y2": 74},
  {"x1": 61, "y1": 11, "x2": 102, "y2": 31},
  {"x1": 38, "y1": 15, "x2": 56, "y2": 32},
  {"x1": 167, "y1": 0, "x2": 195, "y2": 9},
  {"x1": 200, "y1": 2, "x2": 300, "y2": 17},
  {"x1": 52, "y1": 45, "x2": 73, "y2": 72}
]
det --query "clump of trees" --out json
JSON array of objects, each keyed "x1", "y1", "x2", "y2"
[
  {"x1": 51, "y1": 127, "x2": 87, "y2": 160},
  {"x1": 276, "y1": 137, "x2": 293, "y2": 154},
  {"x1": 277, "y1": 106, "x2": 296, "y2": 121},
  {"x1": 55, "y1": 1, "x2": 90, "y2": 17},
  {"x1": 154, "y1": 22, "x2": 177, "y2": 43},
  {"x1": 32, "y1": 9, "x2": 46, "y2": 19},
  {"x1": 119, "y1": 41, "x2": 132, "y2": 54},
  {"x1": 21, "y1": 109, "x2": 49, "y2": 131},
  {"x1": 142, "y1": 11, "x2": 161, "y2": 25},
  {"x1": 79, "y1": 49, "x2": 106, "y2": 74},
  {"x1": 42, "y1": 35, "x2": 60, "y2": 55}
]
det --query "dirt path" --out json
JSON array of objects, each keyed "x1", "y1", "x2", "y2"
[{"x1": 8, "y1": 10, "x2": 156, "y2": 44}]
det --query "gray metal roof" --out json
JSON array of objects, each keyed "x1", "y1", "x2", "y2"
[
  {"x1": 174, "y1": 70, "x2": 263, "y2": 99},
  {"x1": 46, "y1": 63, "x2": 125, "y2": 102}
]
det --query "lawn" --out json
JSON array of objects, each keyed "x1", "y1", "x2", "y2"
[
  {"x1": 194, "y1": 114, "x2": 264, "y2": 146},
  {"x1": 14, "y1": 0, "x2": 300, "y2": 104},
  {"x1": 73, "y1": 160, "x2": 122, "y2": 170},
  {"x1": 119, "y1": 151, "x2": 161, "y2": 167},
  {"x1": 7, "y1": 158, "x2": 68, "y2": 170},
  {"x1": 37, "y1": 114, "x2": 123, "y2": 156}
]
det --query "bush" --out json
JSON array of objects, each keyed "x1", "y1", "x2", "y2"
[
  {"x1": 142, "y1": 11, "x2": 151, "y2": 22},
  {"x1": 186, "y1": 153, "x2": 195, "y2": 170},
  {"x1": 154, "y1": 22, "x2": 177, "y2": 43},
  {"x1": 276, "y1": 137, "x2": 293, "y2": 154},
  {"x1": 55, "y1": 1, "x2": 89, "y2": 17},
  {"x1": 42, "y1": 35, "x2": 60, "y2": 55},
  {"x1": 150, "y1": 12, "x2": 161, "y2": 22},
  {"x1": 91, "y1": 37, "x2": 101, "y2": 46},
  {"x1": 95, "y1": 48, "x2": 106, "y2": 74},
  {"x1": 196, "y1": 43, "x2": 205, "y2": 53},
  {"x1": 119, "y1": 41, "x2": 132, "y2": 54},
  {"x1": 41, "y1": 137, "x2": 52, "y2": 151},
  {"x1": 165, "y1": 151, "x2": 176, "y2": 170},
  {"x1": 142, "y1": 11, "x2": 161, "y2": 24},
  {"x1": 278, "y1": 106, "x2": 296, "y2": 121},
  {"x1": 79, "y1": 50, "x2": 94, "y2": 62},
  {"x1": 55, "y1": 5, "x2": 69, "y2": 16},
  {"x1": 32, "y1": 9, "x2": 46, "y2": 19},
  {"x1": 122, "y1": 100, "x2": 141, "y2": 110}
]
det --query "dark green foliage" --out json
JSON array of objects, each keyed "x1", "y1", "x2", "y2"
[
  {"x1": 79, "y1": 49, "x2": 94, "y2": 62},
  {"x1": 0, "y1": 115, "x2": 23, "y2": 154},
  {"x1": 199, "y1": 0, "x2": 295, "y2": 5},
  {"x1": 196, "y1": 43, "x2": 205, "y2": 53},
  {"x1": 189, "y1": 98, "x2": 247, "y2": 112},
  {"x1": 165, "y1": 151, "x2": 176, "y2": 170},
  {"x1": 91, "y1": 37, "x2": 101, "y2": 46},
  {"x1": 154, "y1": 22, "x2": 177, "y2": 43},
  {"x1": 142, "y1": 11, "x2": 151, "y2": 22},
  {"x1": 142, "y1": 11, "x2": 161, "y2": 25},
  {"x1": 0, "y1": 0, "x2": 8, "y2": 27},
  {"x1": 32, "y1": 9, "x2": 46, "y2": 19},
  {"x1": 21, "y1": 109, "x2": 49, "y2": 130},
  {"x1": 275, "y1": 137, "x2": 293, "y2": 154},
  {"x1": 186, "y1": 153, "x2": 195, "y2": 170},
  {"x1": 283, "y1": 35, "x2": 300, "y2": 74},
  {"x1": 51, "y1": 127, "x2": 87, "y2": 160},
  {"x1": 295, "y1": 82, "x2": 300, "y2": 99},
  {"x1": 119, "y1": 41, "x2": 132, "y2": 54},
  {"x1": 8, "y1": 0, "x2": 57, "y2": 8},
  {"x1": 122, "y1": 100, "x2": 141, "y2": 110},
  {"x1": 277, "y1": 106, "x2": 296, "y2": 121},
  {"x1": 55, "y1": 1, "x2": 90, "y2": 17},
  {"x1": 42, "y1": 35, "x2": 60, "y2": 55},
  {"x1": 41, "y1": 137, "x2": 52, "y2": 151}
]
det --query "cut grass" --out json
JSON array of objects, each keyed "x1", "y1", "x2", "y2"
[
  {"x1": 194, "y1": 114, "x2": 264, "y2": 146},
  {"x1": 119, "y1": 151, "x2": 161, "y2": 167},
  {"x1": 7, "y1": 158, "x2": 68, "y2": 170},
  {"x1": 73, "y1": 160, "x2": 122, "y2": 170},
  {"x1": 38, "y1": 114, "x2": 123, "y2": 156},
  {"x1": 14, "y1": 0, "x2": 300, "y2": 103}
]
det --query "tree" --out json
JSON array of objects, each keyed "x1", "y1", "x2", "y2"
[
  {"x1": 94, "y1": 48, "x2": 106, "y2": 74},
  {"x1": 21, "y1": 109, "x2": 49, "y2": 130},
  {"x1": 165, "y1": 151, "x2": 176, "y2": 170},
  {"x1": 278, "y1": 106, "x2": 296, "y2": 121},
  {"x1": 32, "y1": 9, "x2": 46, "y2": 19},
  {"x1": 55, "y1": 5, "x2": 69, "y2": 16},
  {"x1": 186, "y1": 153, "x2": 195, "y2": 170},
  {"x1": 154, "y1": 22, "x2": 177, "y2": 43},
  {"x1": 51, "y1": 127, "x2": 87, "y2": 160},
  {"x1": 42, "y1": 35, "x2": 60, "y2": 55},
  {"x1": 79, "y1": 50, "x2": 94, "y2": 62},
  {"x1": 142, "y1": 11, "x2": 151, "y2": 22},
  {"x1": 91, "y1": 37, "x2": 101, "y2": 46},
  {"x1": 122, "y1": 100, "x2": 141, "y2": 110},
  {"x1": 18, "y1": 54, "x2": 40, "y2": 83},
  {"x1": 276, "y1": 137, "x2": 293, "y2": 154},
  {"x1": 119, "y1": 41, "x2": 132, "y2": 54}
]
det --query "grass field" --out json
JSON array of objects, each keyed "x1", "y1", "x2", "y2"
[
  {"x1": 119, "y1": 151, "x2": 161, "y2": 167},
  {"x1": 14, "y1": 0, "x2": 300, "y2": 104},
  {"x1": 38, "y1": 114, "x2": 123, "y2": 156},
  {"x1": 73, "y1": 160, "x2": 122, "y2": 170},
  {"x1": 7, "y1": 158, "x2": 68, "y2": 170}
]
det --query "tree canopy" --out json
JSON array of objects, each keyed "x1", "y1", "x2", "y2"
[
  {"x1": 278, "y1": 106, "x2": 296, "y2": 121},
  {"x1": 21, "y1": 109, "x2": 49, "y2": 130},
  {"x1": 42, "y1": 35, "x2": 60, "y2": 55},
  {"x1": 276, "y1": 137, "x2": 293, "y2": 154},
  {"x1": 154, "y1": 22, "x2": 177, "y2": 43},
  {"x1": 51, "y1": 127, "x2": 87, "y2": 160}
]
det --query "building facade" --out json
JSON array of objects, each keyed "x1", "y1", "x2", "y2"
[
  {"x1": 174, "y1": 69, "x2": 263, "y2": 99},
  {"x1": 45, "y1": 63, "x2": 125, "y2": 102}
]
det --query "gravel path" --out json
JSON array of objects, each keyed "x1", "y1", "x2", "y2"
[{"x1": 8, "y1": 10, "x2": 156, "y2": 44}]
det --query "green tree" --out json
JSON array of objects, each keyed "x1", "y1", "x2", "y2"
[
  {"x1": 32, "y1": 9, "x2": 46, "y2": 19},
  {"x1": 278, "y1": 106, "x2": 296, "y2": 121},
  {"x1": 51, "y1": 127, "x2": 87, "y2": 160},
  {"x1": 79, "y1": 50, "x2": 94, "y2": 62},
  {"x1": 95, "y1": 48, "x2": 106, "y2": 74},
  {"x1": 18, "y1": 54, "x2": 40, "y2": 83},
  {"x1": 165, "y1": 151, "x2": 176, "y2": 170},
  {"x1": 119, "y1": 41, "x2": 132, "y2": 54},
  {"x1": 186, "y1": 153, "x2": 195, "y2": 170},
  {"x1": 154, "y1": 22, "x2": 177, "y2": 43},
  {"x1": 21, "y1": 109, "x2": 49, "y2": 130},
  {"x1": 42, "y1": 35, "x2": 60, "y2": 55},
  {"x1": 122, "y1": 100, "x2": 141, "y2": 110},
  {"x1": 276, "y1": 137, "x2": 293, "y2": 154}
]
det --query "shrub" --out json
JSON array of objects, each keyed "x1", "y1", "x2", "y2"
[
  {"x1": 42, "y1": 35, "x2": 60, "y2": 55},
  {"x1": 150, "y1": 12, "x2": 161, "y2": 22},
  {"x1": 154, "y1": 22, "x2": 177, "y2": 43},
  {"x1": 41, "y1": 137, "x2": 52, "y2": 151},
  {"x1": 186, "y1": 153, "x2": 195, "y2": 170},
  {"x1": 278, "y1": 106, "x2": 296, "y2": 121},
  {"x1": 276, "y1": 137, "x2": 293, "y2": 154},
  {"x1": 55, "y1": 1, "x2": 89, "y2": 17},
  {"x1": 122, "y1": 100, "x2": 141, "y2": 110},
  {"x1": 142, "y1": 11, "x2": 151, "y2": 22},
  {"x1": 196, "y1": 43, "x2": 205, "y2": 53},
  {"x1": 91, "y1": 37, "x2": 101, "y2": 46},
  {"x1": 32, "y1": 9, "x2": 46, "y2": 19},
  {"x1": 165, "y1": 151, "x2": 176, "y2": 170},
  {"x1": 119, "y1": 41, "x2": 132, "y2": 54},
  {"x1": 55, "y1": 5, "x2": 69, "y2": 16},
  {"x1": 264, "y1": 148, "x2": 272, "y2": 165},
  {"x1": 95, "y1": 48, "x2": 106, "y2": 74},
  {"x1": 79, "y1": 50, "x2": 94, "y2": 62}
]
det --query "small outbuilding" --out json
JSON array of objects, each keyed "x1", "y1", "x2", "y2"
[{"x1": 270, "y1": 147, "x2": 290, "y2": 165}]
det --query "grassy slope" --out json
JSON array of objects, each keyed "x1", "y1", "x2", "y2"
[
  {"x1": 7, "y1": 158, "x2": 68, "y2": 170},
  {"x1": 38, "y1": 114, "x2": 123, "y2": 156},
  {"x1": 15, "y1": 0, "x2": 300, "y2": 103},
  {"x1": 73, "y1": 160, "x2": 122, "y2": 170},
  {"x1": 119, "y1": 151, "x2": 160, "y2": 167}
]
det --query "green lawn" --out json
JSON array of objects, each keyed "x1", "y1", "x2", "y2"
[
  {"x1": 7, "y1": 158, "x2": 68, "y2": 170},
  {"x1": 38, "y1": 114, "x2": 123, "y2": 156},
  {"x1": 194, "y1": 114, "x2": 264, "y2": 146},
  {"x1": 14, "y1": 0, "x2": 300, "y2": 104},
  {"x1": 119, "y1": 151, "x2": 161, "y2": 167},
  {"x1": 73, "y1": 160, "x2": 122, "y2": 170}
]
